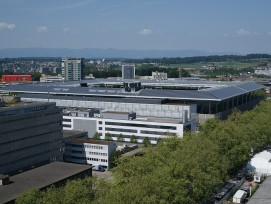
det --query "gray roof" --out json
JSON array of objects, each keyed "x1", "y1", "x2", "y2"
[
  {"x1": 201, "y1": 82, "x2": 264, "y2": 100},
  {"x1": 0, "y1": 162, "x2": 92, "y2": 204},
  {"x1": 248, "y1": 176, "x2": 271, "y2": 204},
  {"x1": 0, "y1": 80, "x2": 265, "y2": 101}
]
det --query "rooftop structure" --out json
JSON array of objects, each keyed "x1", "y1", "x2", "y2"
[{"x1": 0, "y1": 162, "x2": 92, "y2": 204}]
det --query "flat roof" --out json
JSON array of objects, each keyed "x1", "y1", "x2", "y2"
[
  {"x1": 68, "y1": 138, "x2": 115, "y2": 145},
  {"x1": 63, "y1": 130, "x2": 88, "y2": 138},
  {"x1": 0, "y1": 162, "x2": 92, "y2": 204}
]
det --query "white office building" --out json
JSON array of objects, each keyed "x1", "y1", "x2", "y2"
[
  {"x1": 152, "y1": 71, "x2": 168, "y2": 80},
  {"x1": 62, "y1": 108, "x2": 196, "y2": 144},
  {"x1": 61, "y1": 58, "x2": 85, "y2": 80},
  {"x1": 64, "y1": 138, "x2": 116, "y2": 169},
  {"x1": 40, "y1": 74, "x2": 64, "y2": 83}
]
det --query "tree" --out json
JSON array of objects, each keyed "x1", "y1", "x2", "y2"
[
  {"x1": 103, "y1": 136, "x2": 228, "y2": 204},
  {"x1": 130, "y1": 135, "x2": 137, "y2": 143},
  {"x1": 143, "y1": 137, "x2": 151, "y2": 147},
  {"x1": 31, "y1": 73, "x2": 42, "y2": 81},
  {"x1": 105, "y1": 132, "x2": 112, "y2": 141},
  {"x1": 109, "y1": 151, "x2": 119, "y2": 168},
  {"x1": 117, "y1": 133, "x2": 124, "y2": 142},
  {"x1": 92, "y1": 132, "x2": 100, "y2": 140}
]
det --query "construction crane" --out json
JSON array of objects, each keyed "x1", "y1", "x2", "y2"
[{"x1": 178, "y1": 67, "x2": 182, "y2": 79}]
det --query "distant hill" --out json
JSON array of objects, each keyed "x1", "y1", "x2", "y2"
[{"x1": 0, "y1": 48, "x2": 236, "y2": 59}]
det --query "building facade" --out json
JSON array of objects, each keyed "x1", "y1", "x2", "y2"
[
  {"x1": 40, "y1": 74, "x2": 64, "y2": 83},
  {"x1": 122, "y1": 65, "x2": 135, "y2": 79},
  {"x1": 1, "y1": 75, "x2": 32, "y2": 82},
  {"x1": 62, "y1": 108, "x2": 196, "y2": 144},
  {"x1": 0, "y1": 102, "x2": 63, "y2": 175},
  {"x1": 64, "y1": 139, "x2": 116, "y2": 169},
  {"x1": 61, "y1": 58, "x2": 85, "y2": 81},
  {"x1": 152, "y1": 71, "x2": 168, "y2": 80}
]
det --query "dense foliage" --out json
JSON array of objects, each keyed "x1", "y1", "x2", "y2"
[
  {"x1": 16, "y1": 101, "x2": 271, "y2": 204},
  {"x1": 124, "y1": 54, "x2": 271, "y2": 64}
]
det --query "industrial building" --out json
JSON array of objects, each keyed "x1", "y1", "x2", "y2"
[
  {"x1": 61, "y1": 58, "x2": 85, "y2": 80},
  {"x1": 1, "y1": 75, "x2": 32, "y2": 82},
  {"x1": 0, "y1": 101, "x2": 63, "y2": 175},
  {"x1": 122, "y1": 64, "x2": 135, "y2": 79},
  {"x1": 0, "y1": 79, "x2": 265, "y2": 143}
]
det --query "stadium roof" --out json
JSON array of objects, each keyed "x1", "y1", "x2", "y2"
[{"x1": 0, "y1": 79, "x2": 265, "y2": 102}]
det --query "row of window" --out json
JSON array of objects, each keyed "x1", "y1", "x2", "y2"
[
  {"x1": 105, "y1": 127, "x2": 137, "y2": 133},
  {"x1": 0, "y1": 128, "x2": 61, "y2": 145},
  {"x1": 140, "y1": 130, "x2": 175, "y2": 136},
  {"x1": 84, "y1": 145, "x2": 103, "y2": 149},
  {"x1": 63, "y1": 124, "x2": 72, "y2": 128},
  {"x1": 89, "y1": 152, "x2": 107, "y2": 156},
  {"x1": 67, "y1": 156, "x2": 107, "y2": 163},
  {"x1": 105, "y1": 122, "x2": 177, "y2": 130}
]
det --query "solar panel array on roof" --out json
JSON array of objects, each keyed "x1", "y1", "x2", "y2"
[
  {"x1": 208, "y1": 86, "x2": 246, "y2": 100},
  {"x1": 0, "y1": 81, "x2": 265, "y2": 101},
  {"x1": 138, "y1": 89, "x2": 218, "y2": 100},
  {"x1": 235, "y1": 82, "x2": 264, "y2": 92}
]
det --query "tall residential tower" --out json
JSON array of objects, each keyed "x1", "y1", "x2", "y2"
[
  {"x1": 61, "y1": 58, "x2": 85, "y2": 81},
  {"x1": 122, "y1": 65, "x2": 135, "y2": 79}
]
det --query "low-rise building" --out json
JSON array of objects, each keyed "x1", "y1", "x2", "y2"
[
  {"x1": 1, "y1": 75, "x2": 32, "y2": 82},
  {"x1": 152, "y1": 71, "x2": 167, "y2": 80},
  {"x1": 64, "y1": 138, "x2": 116, "y2": 169},
  {"x1": 63, "y1": 108, "x2": 196, "y2": 144},
  {"x1": 40, "y1": 74, "x2": 64, "y2": 83}
]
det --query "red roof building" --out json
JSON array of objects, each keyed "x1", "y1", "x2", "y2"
[{"x1": 1, "y1": 75, "x2": 32, "y2": 82}]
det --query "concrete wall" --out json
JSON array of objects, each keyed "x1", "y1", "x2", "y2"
[{"x1": 22, "y1": 97, "x2": 196, "y2": 119}]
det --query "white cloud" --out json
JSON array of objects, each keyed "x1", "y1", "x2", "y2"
[
  {"x1": 36, "y1": 26, "x2": 47, "y2": 33},
  {"x1": 237, "y1": 28, "x2": 259, "y2": 36},
  {"x1": 0, "y1": 22, "x2": 16, "y2": 30},
  {"x1": 223, "y1": 33, "x2": 229, "y2": 38},
  {"x1": 138, "y1": 28, "x2": 153, "y2": 36},
  {"x1": 63, "y1": 27, "x2": 70, "y2": 33},
  {"x1": 268, "y1": 32, "x2": 271, "y2": 37},
  {"x1": 62, "y1": 27, "x2": 78, "y2": 34}
]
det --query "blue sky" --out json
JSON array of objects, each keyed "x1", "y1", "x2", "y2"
[{"x1": 0, "y1": 0, "x2": 271, "y2": 53}]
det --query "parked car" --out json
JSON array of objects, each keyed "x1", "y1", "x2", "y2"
[{"x1": 92, "y1": 165, "x2": 105, "y2": 172}]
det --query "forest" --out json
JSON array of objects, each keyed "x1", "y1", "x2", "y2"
[{"x1": 16, "y1": 100, "x2": 271, "y2": 204}]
